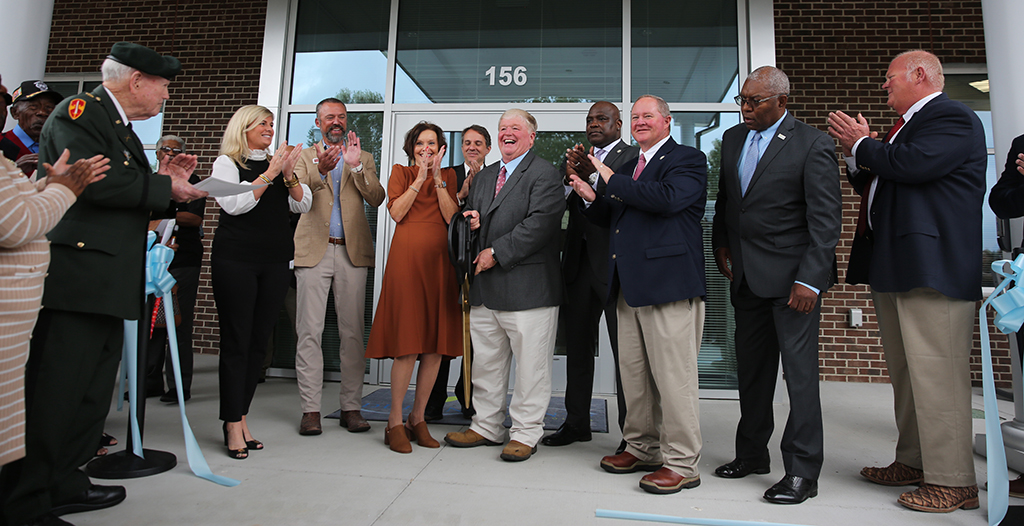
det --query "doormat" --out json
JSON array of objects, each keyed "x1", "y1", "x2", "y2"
[{"x1": 327, "y1": 390, "x2": 608, "y2": 433}]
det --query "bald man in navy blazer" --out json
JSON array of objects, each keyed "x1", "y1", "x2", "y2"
[{"x1": 829, "y1": 50, "x2": 986, "y2": 514}]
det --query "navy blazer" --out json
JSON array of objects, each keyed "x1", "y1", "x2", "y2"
[
  {"x1": 584, "y1": 137, "x2": 708, "y2": 308},
  {"x1": 847, "y1": 93, "x2": 986, "y2": 301}
]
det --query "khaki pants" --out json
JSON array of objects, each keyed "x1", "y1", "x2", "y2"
[
  {"x1": 468, "y1": 305, "x2": 558, "y2": 447},
  {"x1": 617, "y1": 293, "x2": 704, "y2": 478},
  {"x1": 872, "y1": 287, "x2": 977, "y2": 487},
  {"x1": 294, "y1": 244, "x2": 367, "y2": 413}
]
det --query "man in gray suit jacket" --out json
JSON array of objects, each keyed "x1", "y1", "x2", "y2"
[
  {"x1": 711, "y1": 66, "x2": 841, "y2": 504},
  {"x1": 444, "y1": 109, "x2": 564, "y2": 462}
]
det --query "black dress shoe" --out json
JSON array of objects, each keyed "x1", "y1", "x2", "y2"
[
  {"x1": 16, "y1": 513, "x2": 73, "y2": 526},
  {"x1": 714, "y1": 458, "x2": 770, "y2": 479},
  {"x1": 541, "y1": 422, "x2": 592, "y2": 446},
  {"x1": 51, "y1": 484, "x2": 126, "y2": 516},
  {"x1": 763, "y1": 474, "x2": 817, "y2": 504}
]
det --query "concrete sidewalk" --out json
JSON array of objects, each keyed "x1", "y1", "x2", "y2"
[{"x1": 71, "y1": 353, "x2": 1018, "y2": 526}]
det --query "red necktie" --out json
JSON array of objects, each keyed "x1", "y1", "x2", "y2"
[
  {"x1": 494, "y1": 166, "x2": 507, "y2": 197},
  {"x1": 884, "y1": 116, "x2": 905, "y2": 142},
  {"x1": 856, "y1": 117, "x2": 906, "y2": 236},
  {"x1": 632, "y1": 153, "x2": 646, "y2": 180}
]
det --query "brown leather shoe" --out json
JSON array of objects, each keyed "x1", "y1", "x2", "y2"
[
  {"x1": 600, "y1": 451, "x2": 663, "y2": 474},
  {"x1": 898, "y1": 483, "x2": 979, "y2": 512},
  {"x1": 407, "y1": 421, "x2": 440, "y2": 448},
  {"x1": 639, "y1": 467, "x2": 700, "y2": 494},
  {"x1": 500, "y1": 440, "x2": 537, "y2": 462},
  {"x1": 444, "y1": 428, "x2": 501, "y2": 448},
  {"x1": 861, "y1": 461, "x2": 924, "y2": 486},
  {"x1": 384, "y1": 424, "x2": 412, "y2": 454},
  {"x1": 1010, "y1": 474, "x2": 1024, "y2": 499},
  {"x1": 339, "y1": 410, "x2": 371, "y2": 433},
  {"x1": 299, "y1": 412, "x2": 322, "y2": 436}
]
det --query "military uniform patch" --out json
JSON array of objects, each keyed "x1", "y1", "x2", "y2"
[{"x1": 69, "y1": 99, "x2": 86, "y2": 120}]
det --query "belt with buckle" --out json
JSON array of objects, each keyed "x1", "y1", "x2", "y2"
[{"x1": 328, "y1": 237, "x2": 346, "y2": 245}]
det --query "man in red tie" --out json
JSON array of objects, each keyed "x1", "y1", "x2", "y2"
[
  {"x1": 444, "y1": 109, "x2": 565, "y2": 463},
  {"x1": 828, "y1": 50, "x2": 987, "y2": 513},
  {"x1": 568, "y1": 95, "x2": 708, "y2": 495}
]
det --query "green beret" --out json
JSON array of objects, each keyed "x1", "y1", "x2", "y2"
[{"x1": 107, "y1": 42, "x2": 182, "y2": 80}]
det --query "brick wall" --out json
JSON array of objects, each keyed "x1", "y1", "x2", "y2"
[
  {"x1": 46, "y1": 0, "x2": 268, "y2": 355},
  {"x1": 45, "y1": 0, "x2": 1014, "y2": 387},
  {"x1": 774, "y1": 0, "x2": 1012, "y2": 388}
]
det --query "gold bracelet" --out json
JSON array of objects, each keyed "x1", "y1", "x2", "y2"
[
  {"x1": 409, "y1": 185, "x2": 419, "y2": 193},
  {"x1": 283, "y1": 177, "x2": 300, "y2": 188},
  {"x1": 258, "y1": 174, "x2": 273, "y2": 185}
]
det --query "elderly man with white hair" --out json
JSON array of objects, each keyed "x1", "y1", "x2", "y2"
[
  {"x1": 444, "y1": 109, "x2": 564, "y2": 462},
  {"x1": 0, "y1": 42, "x2": 205, "y2": 526}
]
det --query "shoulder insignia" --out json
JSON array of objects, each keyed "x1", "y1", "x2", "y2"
[
  {"x1": 85, "y1": 93, "x2": 96, "y2": 99},
  {"x1": 69, "y1": 99, "x2": 86, "y2": 120}
]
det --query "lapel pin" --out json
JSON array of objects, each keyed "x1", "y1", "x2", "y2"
[
  {"x1": 659, "y1": 155, "x2": 665, "y2": 160},
  {"x1": 778, "y1": 133, "x2": 787, "y2": 140}
]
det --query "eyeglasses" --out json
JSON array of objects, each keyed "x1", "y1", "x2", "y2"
[
  {"x1": 733, "y1": 94, "x2": 782, "y2": 107},
  {"x1": 159, "y1": 147, "x2": 183, "y2": 155}
]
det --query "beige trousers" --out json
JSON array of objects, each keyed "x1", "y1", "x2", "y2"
[
  {"x1": 468, "y1": 305, "x2": 558, "y2": 447},
  {"x1": 617, "y1": 293, "x2": 704, "y2": 478},
  {"x1": 294, "y1": 244, "x2": 368, "y2": 413},
  {"x1": 871, "y1": 287, "x2": 977, "y2": 487}
]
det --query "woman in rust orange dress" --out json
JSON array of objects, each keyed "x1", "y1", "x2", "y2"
[{"x1": 366, "y1": 122, "x2": 462, "y2": 453}]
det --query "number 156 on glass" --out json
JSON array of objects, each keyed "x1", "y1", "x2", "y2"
[{"x1": 485, "y1": 66, "x2": 528, "y2": 86}]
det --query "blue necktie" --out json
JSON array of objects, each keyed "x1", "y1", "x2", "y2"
[{"x1": 740, "y1": 132, "x2": 760, "y2": 196}]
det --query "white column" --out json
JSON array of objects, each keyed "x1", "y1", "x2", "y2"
[
  {"x1": 0, "y1": 0, "x2": 55, "y2": 130},
  {"x1": 982, "y1": 0, "x2": 1024, "y2": 474}
]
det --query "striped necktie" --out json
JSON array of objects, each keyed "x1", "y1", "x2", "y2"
[{"x1": 494, "y1": 166, "x2": 507, "y2": 197}]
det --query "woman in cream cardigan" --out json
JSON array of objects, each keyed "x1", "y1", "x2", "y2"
[{"x1": 0, "y1": 150, "x2": 108, "y2": 466}]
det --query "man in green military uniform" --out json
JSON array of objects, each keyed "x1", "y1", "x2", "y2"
[{"x1": 0, "y1": 42, "x2": 207, "y2": 526}]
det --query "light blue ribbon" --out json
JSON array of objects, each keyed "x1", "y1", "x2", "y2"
[
  {"x1": 121, "y1": 319, "x2": 143, "y2": 458},
  {"x1": 596, "y1": 510, "x2": 811, "y2": 526},
  {"x1": 116, "y1": 232, "x2": 239, "y2": 487},
  {"x1": 978, "y1": 255, "x2": 1024, "y2": 526}
]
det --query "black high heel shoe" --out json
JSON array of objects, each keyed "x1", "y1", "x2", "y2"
[{"x1": 222, "y1": 422, "x2": 248, "y2": 460}]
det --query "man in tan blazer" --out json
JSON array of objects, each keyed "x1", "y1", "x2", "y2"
[{"x1": 292, "y1": 98, "x2": 385, "y2": 436}]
